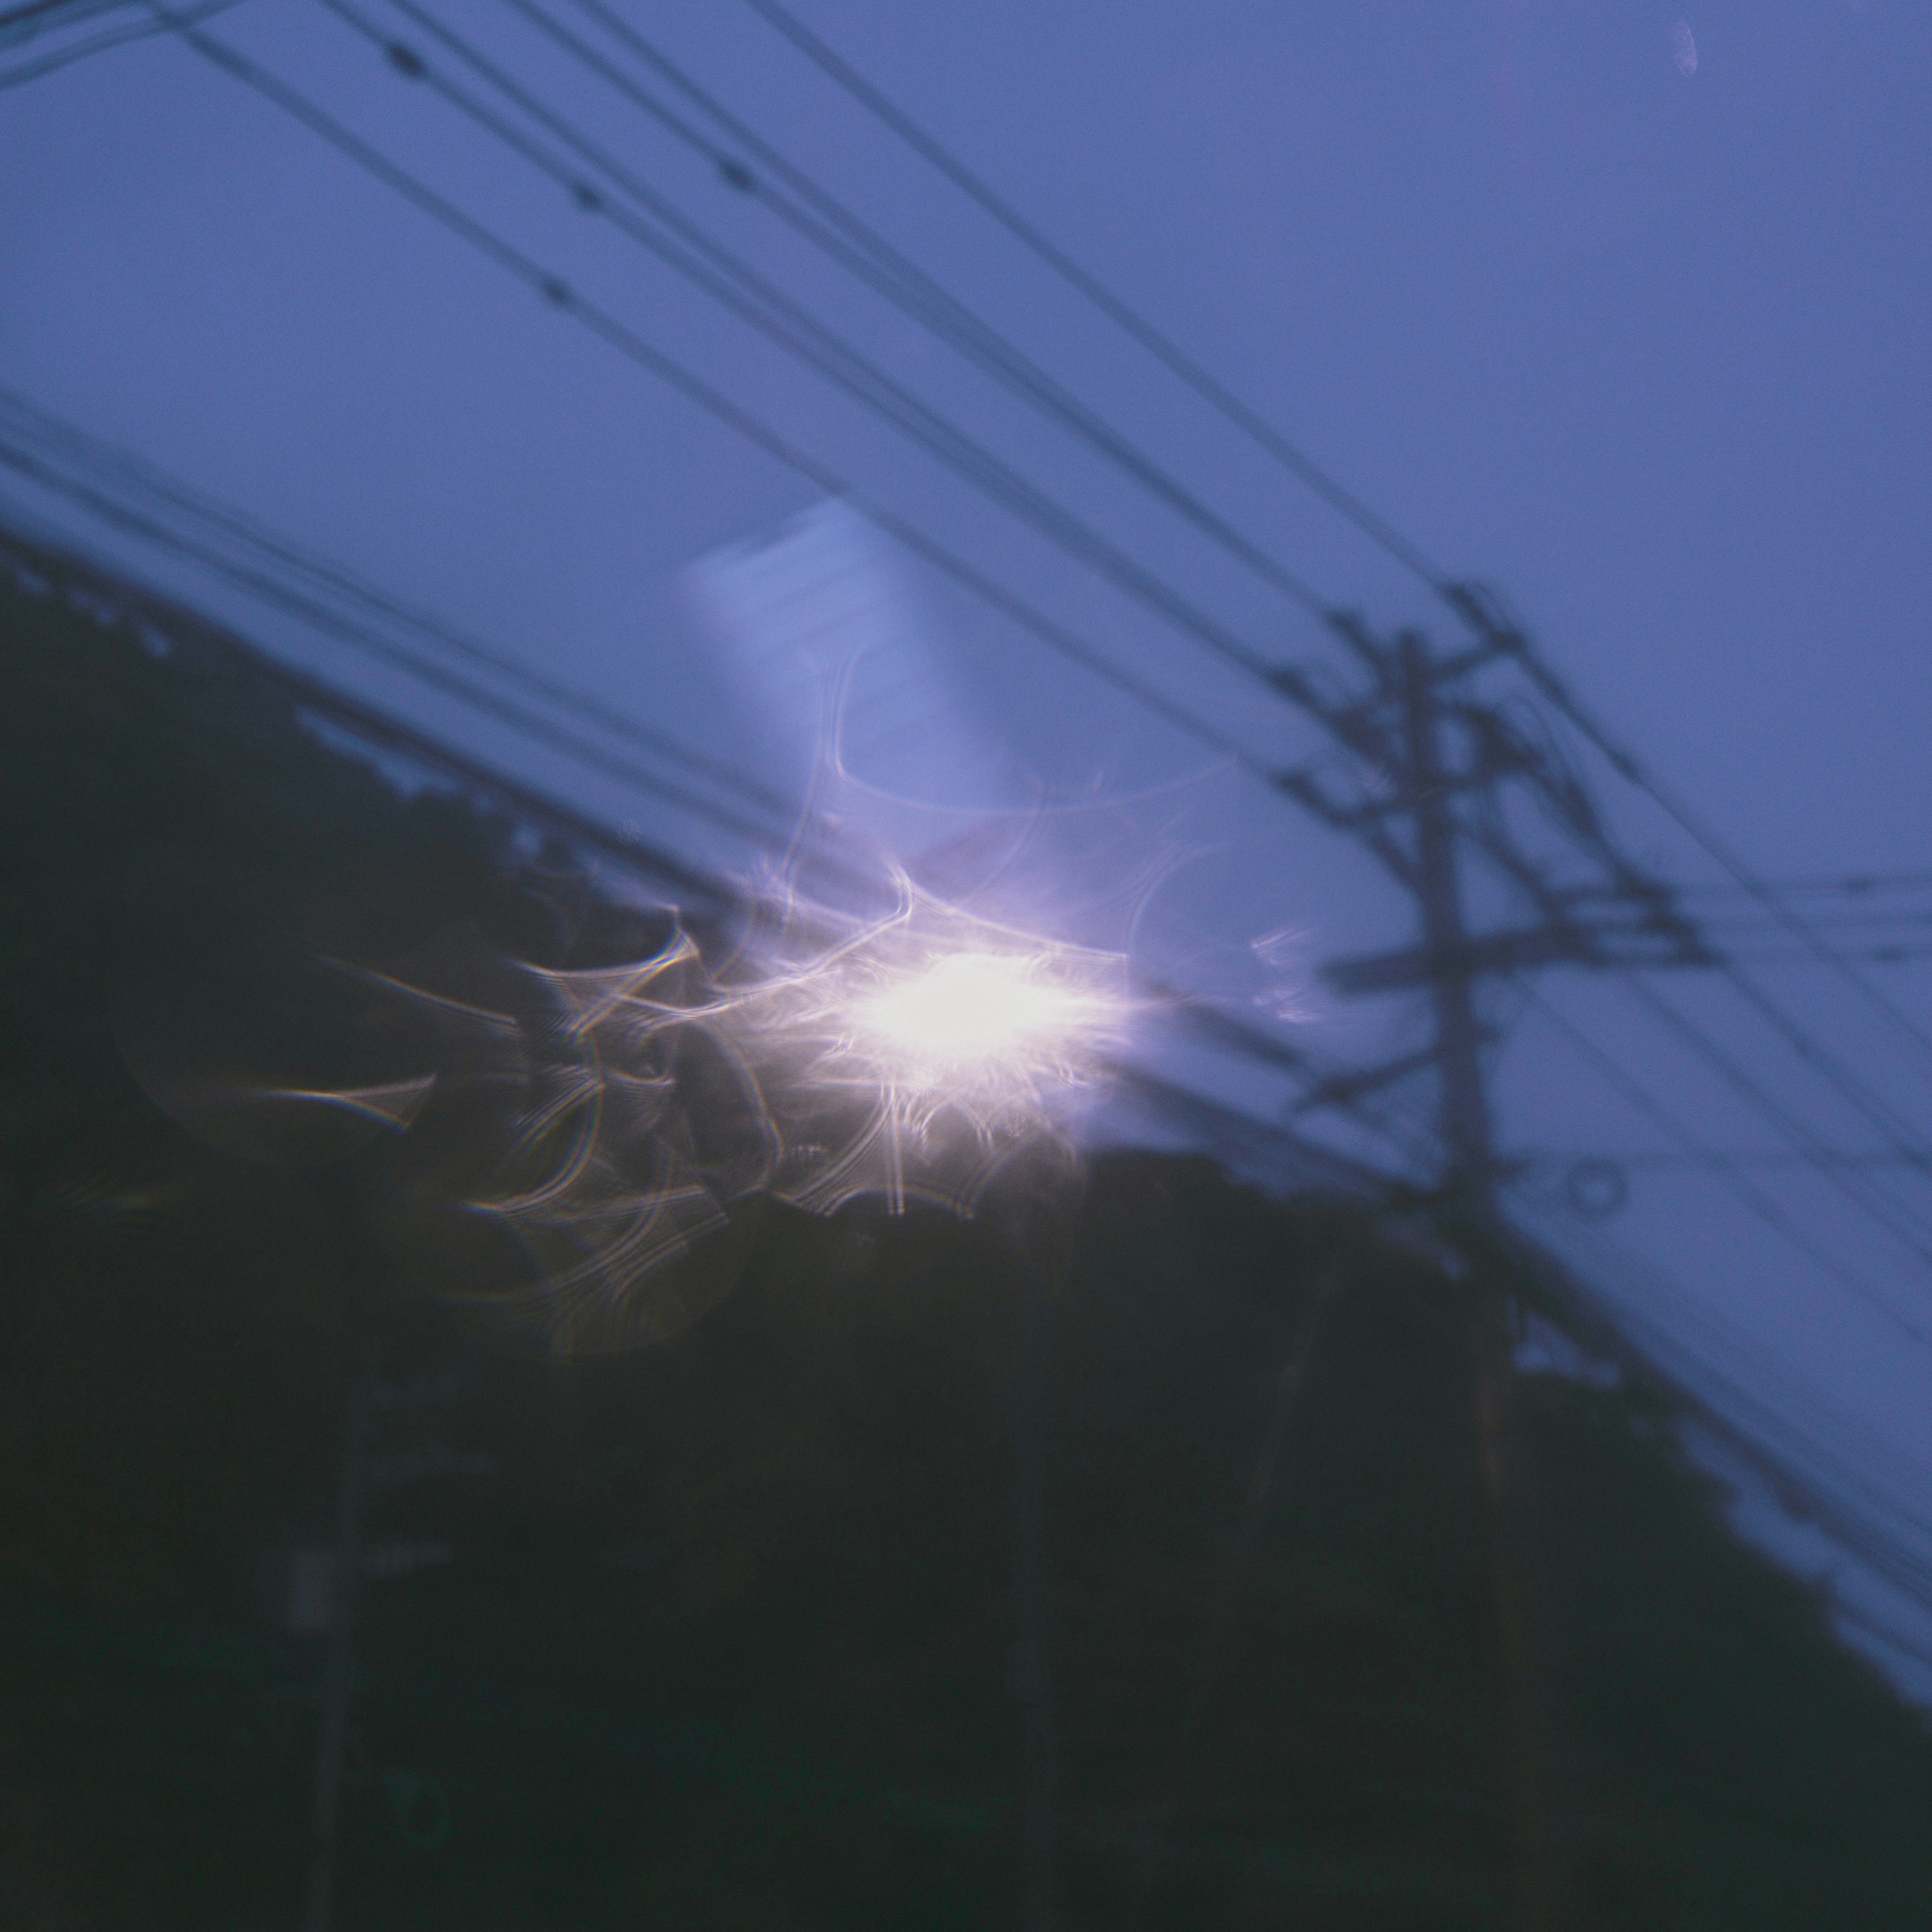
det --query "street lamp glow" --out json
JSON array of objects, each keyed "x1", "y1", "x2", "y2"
[{"x1": 852, "y1": 951, "x2": 1105, "y2": 1088}]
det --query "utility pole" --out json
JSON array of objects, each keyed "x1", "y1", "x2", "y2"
[
  {"x1": 1271, "y1": 616, "x2": 1713, "y2": 1932},
  {"x1": 1397, "y1": 631, "x2": 1496, "y2": 1205},
  {"x1": 1394, "y1": 630, "x2": 1554, "y2": 1931}
]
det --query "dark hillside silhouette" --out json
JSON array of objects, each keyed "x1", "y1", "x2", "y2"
[{"x1": 5, "y1": 547, "x2": 1931, "y2": 1927}]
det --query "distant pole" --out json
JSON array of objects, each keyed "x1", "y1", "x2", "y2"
[
  {"x1": 1397, "y1": 631, "x2": 1555, "y2": 1932},
  {"x1": 1397, "y1": 630, "x2": 1495, "y2": 1205}
]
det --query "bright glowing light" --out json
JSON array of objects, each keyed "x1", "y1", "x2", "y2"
[
  {"x1": 308, "y1": 880, "x2": 1135, "y2": 1353},
  {"x1": 711, "y1": 892, "x2": 1133, "y2": 1213},
  {"x1": 852, "y1": 952, "x2": 1105, "y2": 1086}
]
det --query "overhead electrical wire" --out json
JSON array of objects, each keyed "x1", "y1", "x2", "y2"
[
  {"x1": 1509, "y1": 1171, "x2": 1932, "y2": 1610},
  {"x1": 1, "y1": 507, "x2": 736, "y2": 907},
  {"x1": 3, "y1": 11, "x2": 1903, "y2": 1717},
  {"x1": 1505, "y1": 635, "x2": 1932, "y2": 1074},
  {"x1": 0, "y1": 433, "x2": 806, "y2": 855},
  {"x1": 0, "y1": 385, "x2": 794, "y2": 824},
  {"x1": 118, "y1": 2, "x2": 1932, "y2": 1674},
  {"x1": 1835, "y1": 1600, "x2": 1932, "y2": 1680},
  {"x1": 325, "y1": 4, "x2": 1932, "y2": 1190},
  {"x1": 733, "y1": 0, "x2": 1448, "y2": 591},
  {"x1": 177, "y1": 9, "x2": 1926, "y2": 1206},
  {"x1": 146, "y1": 9, "x2": 1927, "y2": 1313},
  {"x1": 725, "y1": 0, "x2": 1932, "y2": 1086},
  {"x1": 2, "y1": 405, "x2": 1422, "y2": 1184},
  {"x1": 1522, "y1": 1211, "x2": 1932, "y2": 1615},
  {"x1": 0, "y1": 0, "x2": 238, "y2": 91},
  {"x1": 557, "y1": 3, "x2": 1932, "y2": 1275},
  {"x1": 0, "y1": 378, "x2": 1439, "y2": 1185},
  {"x1": 510, "y1": 0, "x2": 1335, "y2": 620},
  {"x1": 1524, "y1": 1148, "x2": 1931, "y2": 1174},
  {"x1": 336, "y1": 0, "x2": 1712, "y2": 1003},
  {"x1": 1693, "y1": 957, "x2": 1932, "y2": 1170},
  {"x1": 1672, "y1": 871, "x2": 1932, "y2": 903},
  {"x1": 1689, "y1": 944, "x2": 1932, "y2": 968},
  {"x1": 1687, "y1": 909, "x2": 1932, "y2": 935},
  {"x1": 1518, "y1": 984, "x2": 1932, "y2": 1344},
  {"x1": 11, "y1": 471, "x2": 1417, "y2": 1217},
  {"x1": 0, "y1": 0, "x2": 126, "y2": 31},
  {"x1": 327, "y1": 0, "x2": 1288, "y2": 692},
  {"x1": 1617, "y1": 975, "x2": 1932, "y2": 1266},
  {"x1": 1531, "y1": 1210, "x2": 1932, "y2": 1592},
  {"x1": 147, "y1": 5, "x2": 1279, "y2": 798}
]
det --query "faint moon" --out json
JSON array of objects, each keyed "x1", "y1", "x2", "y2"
[{"x1": 1671, "y1": 20, "x2": 1699, "y2": 76}]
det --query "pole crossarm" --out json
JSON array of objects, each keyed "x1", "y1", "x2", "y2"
[{"x1": 1268, "y1": 615, "x2": 1712, "y2": 994}]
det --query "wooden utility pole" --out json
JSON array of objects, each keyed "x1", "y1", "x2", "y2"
[
  {"x1": 1397, "y1": 631, "x2": 1496, "y2": 1203},
  {"x1": 1271, "y1": 607, "x2": 1712, "y2": 1924},
  {"x1": 1394, "y1": 630, "x2": 1555, "y2": 1932}
]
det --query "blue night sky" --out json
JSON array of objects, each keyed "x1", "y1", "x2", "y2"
[{"x1": 5, "y1": 2, "x2": 1930, "y2": 1682}]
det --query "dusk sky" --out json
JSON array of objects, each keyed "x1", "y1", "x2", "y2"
[{"x1": 4, "y1": 1, "x2": 1930, "y2": 1685}]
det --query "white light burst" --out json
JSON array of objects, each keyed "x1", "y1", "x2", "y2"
[
  {"x1": 707, "y1": 890, "x2": 1132, "y2": 1213},
  {"x1": 185, "y1": 881, "x2": 1133, "y2": 1354},
  {"x1": 847, "y1": 950, "x2": 1117, "y2": 1093}
]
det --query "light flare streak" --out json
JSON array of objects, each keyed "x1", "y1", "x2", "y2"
[{"x1": 186, "y1": 884, "x2": 1137, "y2": 1354}]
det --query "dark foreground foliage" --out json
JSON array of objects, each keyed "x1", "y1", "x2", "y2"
[{"x1": 5, "y1": 553, "x2": 1932, "y2": 1928}]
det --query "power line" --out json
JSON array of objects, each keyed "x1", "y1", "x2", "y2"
[
  {"x1": 0, "y1": 409, "x2": 1434, "y2": 1179},
  {"x1": 1517, "y1": 1201, "x2": 1932, "y2": 1615},
  {"x1": 662, "y1": 11, "x2": 1932, "y2": 1212},
  {"x1": 332, "y1": 0, "x2": 1292, "y2": 693},
  {"x1": 516, "y1": 0, "x2": 1337, "y2": 621},
  {"x1": 124, "y1": 1, "x2": 1932, "y2": 1721},
  {"x1": 1624, "y1": 974, "x2": 1932, "y2": 1263},
  {"x1": 1522, "y1": 1148, "x2": 1931, "y2": 1174},
  {"x1": 1, "y1": 515, "x2": 734, "y2": 907},
  {"x1": 1836, "y1": 1600, "x2": 1932, "y2": 1681},
  {"x1": 151, "y1": 7, "x2": 1279, "y2": 793},
  {"x1": 1689, "y1": 911, "x2": 1932, "y2": 935},
  {"x1": 0, "y1": 0, "x2": 235, "y2": 89},
  {"x1": 1499, "y1": 624, "x2": 1932, "y2": 1074},
  {"x1": 0, "y1": 0, "x2": 122, "y2": 34},
  {"x1": 1671, "y1": 871, "x2": 1932, "y2": 902},
  {"x1": 1142, "y1": 977, "x2": 1443, "y2": 1180},
  {"x1": 219, "y1": 4, "x2": 1763, "y2": 1075},
  {"x1": 0, "y1": 434, "x2": 801, "y2": 854},
  {"x1": 725, "y1": 0, "x2": 1932, "y2": 1089},
  {"x1": 1615, "y1": 981, "x2": 1932, "y2": 1267},
  {"x1": 37, "y1": 410, "x2": 1924, "y2": 1376},
  {"x1": 1699, "y1": 957, "x2": 1932, "y2": 1168},
  {"x1": 1698, "y1": 945, "x2": 1932, "y2": 968},
  {"x1": 1525, "y1": 982, "x2": 1932, "y2": 1334},
  {"x1": 1449, "y1": 633, "x2": 1932, "y2": 1183},
  {"x1": 735, "y1": 0, "x2": 1450, "y2": 593},
  {"x1": 1248, "y1": 613, "x2": 1929, "y2": 1335},
  {"x1": 154, "y1": 12, "x2": 1932, "y2": 1330},
  {"x1": 0, "y1": 386, "x2": 794, "y2": 823},
  {"x1": 13, "y1": 491, "x2": 1433, "y2": 1225}
]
